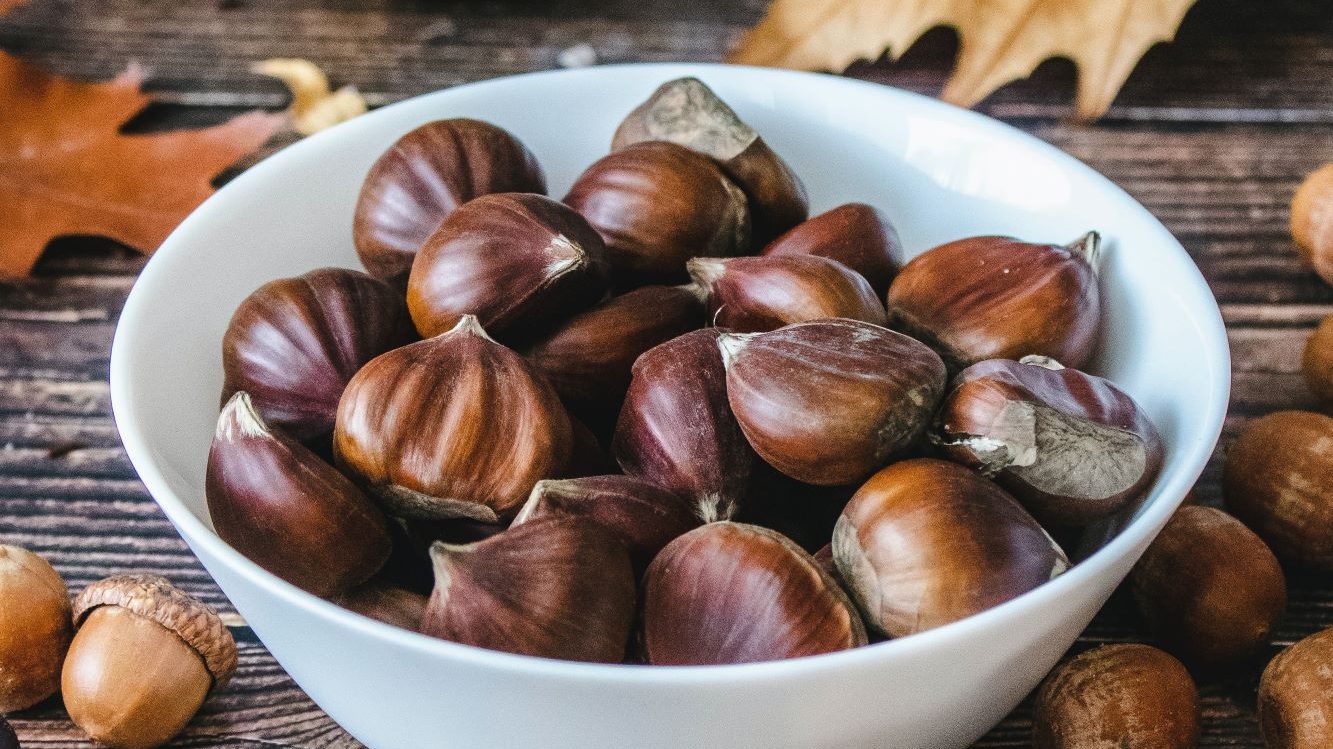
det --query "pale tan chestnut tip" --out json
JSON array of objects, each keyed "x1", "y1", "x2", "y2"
[
  {"x1": 444, "y1": 313, "x2": 496, "y2": 342},
  {"x1": 1066, "y1": 230, "x2": 1102, "y2": 271},
  {"x1": 215, "y1": 391, "x2": 268, "y2": 441},
  {"x1": 686, "y1": 257, "x2": 729, "y2": 291},
  {"x1": 72, "y1": 574, "x2": 238, "y2": 688},
  {"x1": 715, "y1": 331, "x2": 756, "y2": 369},
  {"x1": 1019, "y1": 355, "x2": 1066, "y2": 371}
]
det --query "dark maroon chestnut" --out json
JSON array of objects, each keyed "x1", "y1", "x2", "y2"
[
  {"x1": 422, "y1": 516, "x2": 635, "y2": 663},
  {"x1": 834, "y1": 458, "x2": 1068, "y2": 636},
  {"x1": 613, "y1": 328, "x2": 755, "y2": 522},
  {"x1": 220, "y1": 267, "x2": 414, "y2": 442},
  {"x1": 332, "y1": 584, "x2": 429, "y2": 631},
  {"x1": 762, "y1": 203, "x2": 904, "y2": 297},
  {"x1": 206, "y1": 392, "x2": 392, "y2": 597},
  {"x1": 936, "y1": 356, "x2": 1163, "y2": 525},
  {"x1": 334, "y1": 315, "x2": 573, "y2": 522},
  {"x1": 642, "y1": 521, "x2": 866, "y2": 665},
  {"x1": 886, "y1": 232, "x2": 1103, "y2": 371},
  {"x1": 612, "y1": 76, "x2": 808, "y2": 244},
  {"x1": 687, "y1": 254, "x2": 887, "y2": 333},
  {"x1": 513, "y1": 475, "x2": 701, "y2": 572},
  {"x1": 564, "y1": 141, "x2": 751, "y2": 287},
  {"x1": 353, "y1": 119, "x2": 546, "y2": 283},
  {"x1": 718, "y1": 318, "x2": 946, "y2": 485},
  {"x1": 406, "y1": 193, "x2": 610, "y2": 341}
]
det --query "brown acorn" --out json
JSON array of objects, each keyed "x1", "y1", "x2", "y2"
[
  {"x1": 936, "y1": 356, "x2": 1164, "y2": 525},
  {"x1": 886, "y1": 233, "x2": 1102, "y2": 371},
  {"x1": 406, "y1": 193, "x2": 610, "y2": 341},
  {"x1": 762, "y1": 203, "x2": 904, "y2": 297},
  {"x1": 1259, "y1": 627, "x2": 1333, "y2": 749},
  {"x1": 353, "y1": 119, "x2": 546, "y2": 283},
  {"x1": 1291, "y1": 163, "x2": 1333, "y2": 287},
  {"x1": 642, "y1": 522, "x2": 865, "y2": 665},
  {"x1": 687, "y1": 254, "x2": 887, "y2": 333},
  {"x1": 206, "y1": 392, "x2": 393, "y2": 597},
  {"x1": 513, "y1": 475, "x2": 701, "y2": 572},
  {"x1": 334, "y1": 315, "x2": 573, "y2": 523},
  {"x1": 564, "y1": 141, "x2": 751, "y2": 287},
  {"x1": 613, "y1": 328, "x2": 754, "y2": 522},
  {"x1": 1302, "y1": 313, "x2": 1333, "y2": 409},
  {"x1": 421, "y1": 516, "x2": 635, "y2": 662},
  {"x1": 718, "y1": 318, "x2": 947, "y2": 485},
  {"x1": 0, "y1": 545, "x2": 72, "y2": 713},
  {"x1": 220, "y1": 267, "x2": 414, "y2": 443},
  {"x1": 834, "y1": 459, "x2": 1069, "y2": 636},
  {"x1": 612, "y1": 76, "x2": 808, "y2": 244}
]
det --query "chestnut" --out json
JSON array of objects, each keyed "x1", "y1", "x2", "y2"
[
  {"x1": 1223, "y1": 410, "x2": 1333, "y2": 570},
  {"x1": 220, "y1": 267, "x2": 414, "y2": 442},
  {"x1": 687, "y1": 254, "x2": 887, "y2": 333},
  {"x1": 406, "y1": 193, "x2": 609, "y2": 341},
  {"x1": 1302, "y1": 313, "x2": 1333, "y2": 409},
  {"x1": 207, "y1": 391, "x2": 393, "y2": 597},
  {"x1": 332, "y1": 584, "x2": 429, "y2": 631},
  {"x1": 421, "y1": 516, "x2": 635, "y2": 663},
  {"x1": 613, "y1": 328, "x2": 754, "y2": 522},
  {"x1": 833, "y1": 459, "x2": 1068, "y2": 636},
  {"x1": 353, "y1": 118, "x2": 546, "y2": 283},
  {"x1": 1291, "y1": 162, "x2": 1333, "y2": 287},
  {"x1": 0, "y1": 544, "x2": 72, "y2": 712},
  {"x1": 761, "y1": 203, "x2": 904, "y2": 297},
  {"x1": 1033, "y1": 644, "x2": 1199, "y2": 749},
  {"x1": 936, "y1": 356, "x2": 1163, "y2": 525},
  {"x1": 564, "y1": 141, "x2": 751, "y2": 287},
  {"x1": 1129, "y1": 505, "x2": 1286, "y2": 673},
  {"x1": 718, "y1": 318, "x2": 946, "y2": 485},
  {"x1": 334, "y1": 314, "x2": 573, "y2": 522},
  {"x1": 885, "y1": 233, "x2": 1102, "y2": 371},
  {"x1": 1259, "y1": 627, "x2": 1333, "y2": 749},
  {"x1": 612, "y1": 76, "x2": 808, "y2": 244},
  {"x1": 642, "y1": 521, "x2": 866, "y2": 665}
]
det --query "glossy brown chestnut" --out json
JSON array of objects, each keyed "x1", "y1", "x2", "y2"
[
  {"x1": 1259, "y1": 627, "x2": 1333, "y2": 749},
  {"x1": 1130, "y1": 505, "x2": 1286, "y2": 673},
  {"x1": 206, "y1": 392, "x2": 392, "y2": 597},
  {"x1": 513, "y1": 475, "x2": 700, "y2": 571},
  {"x1": 718, "y1": 318, "x2": 946, "y2": 485},
  {"x1": 642, "y1": 521, "x2": 866, "y2": 665},
  {"x1": 421, "y1": 516, "x2": 635, "y2": 662},
  {"x1": 334, "y1": 315, "x2": 573, "y2": 522},
  {"x1": 525, "y1": 284, "x2": 706, "y2": 421},
  {"x1": 1291, "y1": 162, "x2": 1333, "y2": 287},
  {"x1": 406, "y1": 193, "x2": 609, "y2": 341},
  {"x1": 1223, "y1": 410, "x2": 1333, "y2": 570},
  {"x1": 613, "y1": 328, "x2": 754, "y2": 522},
  {"x1": 1302, "y1": 313, "x2": 1333, "y2": 409},
  {"x1": 220, "y1": 267, "x2": 414, "y2": 442},
  {"x1": 333, "y1": 584, "x2": 429, "y2": 631},
  {"x1": 687, "y1": 254, "x2": 887, "y2": 333},
  {"x1": 1033, "y1": 644, "x2": 1200, "y2": 749},
  {"x1": 353, "y1": 118, "x2": 546, "y2": 283},
  {"x1": 833, "y1": 459, "x2": 1069, "y2": 636},
  {"x1": 761, "y1": 203, "x2": 904, "y2": 297},
  {"x1": 886, "y1": 232, "x2": 1102, "y2": 371},
  {"x1": 936, "y1": 356, "x2": 1164, "y2": 525},
  {"x1": 564, "y1": 141, "x2": 751, "y2": 286},
  {"x1": 611, "y1": 77, "x2": 808, "y2": 244},
  {"x1": 0, "y1": 545, "x2": 72, "y2": 713}
]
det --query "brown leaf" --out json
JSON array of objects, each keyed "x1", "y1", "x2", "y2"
[
  {"x1": 0, "y1": 53, "x2": 284, "y2": 277},
  {"x1": 728, "y1": 0, "x2": 1198, "y2": 121},
  {"x1": 0, "y1": 0, "x2": 25, "y2": 16}
]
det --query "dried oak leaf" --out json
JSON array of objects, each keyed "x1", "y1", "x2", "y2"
[
  {"x1": 728, "y1": 0, "x2": 1198, "y2": 121},
  {"x1": 0, "y1": 53, "x2": 284, "y2": 277}
]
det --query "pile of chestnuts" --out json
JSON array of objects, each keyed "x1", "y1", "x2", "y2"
[{"x1": 204, "y1": 76, "x2": 1166, "y2": 667}]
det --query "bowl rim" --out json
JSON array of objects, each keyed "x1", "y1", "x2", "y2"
[{"x1": 109, "y1": 61, "x2": 1231, "y2": 684}]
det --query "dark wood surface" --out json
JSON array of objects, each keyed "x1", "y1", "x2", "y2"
[{"x1": 1, "y1": 1, "x2": 1331, "y2": 747}]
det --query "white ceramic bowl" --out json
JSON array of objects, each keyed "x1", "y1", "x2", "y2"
[{"x1": 110, "y1": 63, "x2": 1230, "y2": 749}]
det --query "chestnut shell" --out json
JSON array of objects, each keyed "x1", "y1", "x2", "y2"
[
  {"x1": 761, "y1": 203, "x2": 904, "y2": 297},
  {"x1": 688, "y1": 254, "x2": 887, "y2": 333}
]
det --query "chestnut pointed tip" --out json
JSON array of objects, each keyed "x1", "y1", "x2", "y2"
[
  {"x1": 715, "y1": 331, "x2": 754, "y2": 369},
  {"x1": 216, "y1": 391, "x2": 269, "y2": 441},
  {"x1": 1019, "y1": 355, "x2": 1066, "y2": 370},
  {"x1": 1066, "y1": 231, "x2": 1102, "y2": 270},
  {"x1": 513, "y1": 479, "x2": 560, "y2": 526},
  {"x1": 444, "y1": 314, "x2": 496, "y2": 342},
  {"x1": 685, "y1": 257, "x2": 728, "y2": 290},
  {"x1": 545, "y1": 233, "x2": 588, "y2": 273}
]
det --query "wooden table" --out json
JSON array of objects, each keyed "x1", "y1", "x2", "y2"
[{"x1": 1, "y1": 1, "x2": 1330, "y2": 746}]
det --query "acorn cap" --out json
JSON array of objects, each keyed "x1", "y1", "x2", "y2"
[{"x1": 72, "y1": 574, "x2": 238, "y2": 688}]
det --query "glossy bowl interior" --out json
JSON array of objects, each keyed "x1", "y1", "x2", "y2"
[{"x1": 109, "y1": 63, "x2": 1230, "y2": 749}]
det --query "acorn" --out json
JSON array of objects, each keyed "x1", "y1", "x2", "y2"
[
  {"x1": 642, "y1": 522, "x2": 866, "y2": 665},
  {"x1": 406, "y1": 193, "x2": 610, "y2": 342},
  {"x1": 1291, "y1": 162, "x2": 1333, "y2": 287},
  {"x1": 0, "y1": 545, "x2": 72, "y2": 712},
  {"x1": 761, "y1": 203, "x2": 904, "y2": 297},
  {"x1": 334, "y1": 315, "x2": 573, "y2": 522},
  {"x1": 936, "y1": 356, "x2": 1164, "y2": 525},
  {"x1": 718, "y1": 318, "x2": 946, "y2": 485},
  {"x1": 886, "y1": 233, "x2": 1103, "y2": 371},
  {"x1": 353, "y1": 119, "x2": 546, "y2": 283},
  {"x1": 1302, "y1": 313, "x2": 1333, "y2": 409},
  {"x1": 687, "y1": 254, "x2": 887, "y2": 333},
  {"x1": 833, "y1": 459, "x2": 1069, "y2": 636},
  {"x1": 612, "y1": 76, "x2": 808, "y2": 244},
  {"x1": 564, "y1": 141, "x2": 751, "y2": 287},
  {"x1": 1259, "y1": 627, "x2": 1333, "y2": 749},
  {"x1": 220, "y1": 267, "x2": 414, "y2": 443}
]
